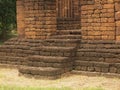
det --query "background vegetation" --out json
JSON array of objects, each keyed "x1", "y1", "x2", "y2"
[{"x1": 0, "y1": 0, "x2": 16, "y2": 41}]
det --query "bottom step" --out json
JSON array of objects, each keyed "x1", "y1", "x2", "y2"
[
  {"x1": 19, "y1": 66, "x2": 64, "y2": 79},
  {"x1": 71, "y1": 70, "x2": 120, "y2": 78}
]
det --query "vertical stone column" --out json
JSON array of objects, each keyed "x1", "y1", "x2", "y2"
[
  {"x1": 24, "y1": 0, "x2": 57, "y2": 39},
  {"x1": 16, "y1": 0, "x2": 25, "y2": 38},
  {"x1": 115, "y1": 0, "x2": 120, "y2": 41}
]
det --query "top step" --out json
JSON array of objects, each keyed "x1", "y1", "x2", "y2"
[
  {"x1": 56, "y1": 30, "x2": 81, "y2": 35},
  {"x1": 50, "y1": 35, "x2": 82, "y2": 39}
]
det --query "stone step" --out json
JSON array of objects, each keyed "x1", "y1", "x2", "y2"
[
  {"x1": 77, "y1": 50, "x2": 117, "y2": 58},
  {"x1": 4, "y1": 38, "x2": 43, "y2": 46},
  {"x1": 43, "y1": 39, "x2": 80, "y2": 47},
  {"x1": 0, "y1": 52, "x2": 28, "y2": 57},
  {"x1": 76, "y1": 56, "x2": 120, "y2": 63},
  {"x1": 81, "y1": 44, "x2": 120, "y2": 49},
  {"x1": 31, "y1": 46, "x2": 75, "y2": 52},
  {"x1": 50, "y1": 35, "x2": 82, "y2": 39},
  {"x1": 71, "y1": 70, "x2": 120, "y2": 78},
  {"x1": 27, "y1": 60, "x2": 73, "y2": 68},
  {"x1": 31, "y1": 46, "x2": 76, "y2": 56},
  {"x1": 19, "y1": 66, "x2": 63, "y2": 79},
  {"x1": 45, "y1": 38, "x2": 81, "y2": 43},
  {"x1": 56, "y1": 30, "x2": 81, "y2": 35},
  {"x1": 0, "y1": 48, "x2": 33, "y2": 55},
  {"x1": 81, "y1": 40, "x2": 115, "y2": 44},
  {"x1": 27, "y1": 55, "x2": 71, "y2": 63},
  {"x1": 4, "y1": 38, "x2": 22, "y2": 45},
  {"x1": 0, "y1": 56, "x2": 27, "y2": 65},
  {"x1": 78, "y1": 48, "x2": 120, "y2": 53},
  {"x1": 76, "y1": 56, "x2": 105, "y2": 62},
  {"x1": 75, "y1": 60, "x2": 110, "y2": 67},
  {"x1": 0, "y1": 45, "x2": 29, "y2": 50},
  {"x1": 74, "y1": 60, "x2": 120, "y2": 74},
  {"x1": 74, "y1": 60, "x2": 110, "y2": 73}
]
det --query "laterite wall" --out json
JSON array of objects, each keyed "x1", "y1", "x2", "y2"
[
  {"x1": 17, "y1": 0, "x2": 120, "y2": 41},
  {"x1": 57, "y1": 18, "x2": 80, "y2": 30},
  {"x1": 17, "y1": 0, "x2": 25, "y2": 38},
  {"x1": 81, "y1": 0, "x2": 116, "y2": 40},
  {"x1": 17, "y1": 0, "x2": 57, "y2": 39},
  {"x1": 115, "y1": 0, "x2": 120, "y2": 41}
]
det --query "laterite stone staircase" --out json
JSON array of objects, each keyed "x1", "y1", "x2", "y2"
[
  {"x1": 1, "y1": 30, "x2": 120, "y2": 79},
  {"x1": 0, "y1": 30, "x2": 81, "y2": 79},
  {"x1": 19, "y1": 30, "x2": 81, "y2": 79}
]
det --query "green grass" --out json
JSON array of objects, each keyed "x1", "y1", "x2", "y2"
[
  {"x1": 0, "y1": 85, "x2": 105, "y2": 90},
  {"x1": 0, "y1": 85, "x2": 72, "y2": 90},
  {"x1": 0, "y1": 41, "x2": 4, "y2": 45},
  {"x1": 82, "y1": 87, "x2": 104, "y2": 90}
]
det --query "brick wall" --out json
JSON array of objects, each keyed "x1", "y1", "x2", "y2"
[
  {"x1": 81, "y1": 0, "x2": 116, "y2": 40},
  {"x1": 17, "y1": 0, "x2": 57, "y2": 39},
  {"x1": 57, "y1": 18, "x2": 80, "y2": 30},
  {"x1": 17, "y1": 0, "x2": 25, "y2": 38},
  {"x1": 115, "y1": 0, "x2": 120, "y2": 41},
  {"x1": 24, "y1": 0, "x2": 57, "y2": 39},
  {"x1": 17, "y1": 0, "x2": 120, "y2": 41}
]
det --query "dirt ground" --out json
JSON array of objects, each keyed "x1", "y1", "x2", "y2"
[{"x1": 0, "y1": 68, "x2": 120, "y2": 90}]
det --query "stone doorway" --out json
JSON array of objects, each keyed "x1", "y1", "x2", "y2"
[{"x1": 56, "y1": 0, "x2": 81, "y2": 30}]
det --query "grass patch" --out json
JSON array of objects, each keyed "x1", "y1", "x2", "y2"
[
  {"x1": 0, "y1": 85, "x2": 72, "y2": 90},
  {"x1": 0, "y1": 85, "x2": 105, "y2": 90},
  {"x1": 0, "y1": 41, "x2": 4, "y2": 45},
  {"x1": 0, "y1": 73, "x2": 5, "y2": 78},
  {"x1": 82, "y1": 87, "x2": 104, "y2": 90}
]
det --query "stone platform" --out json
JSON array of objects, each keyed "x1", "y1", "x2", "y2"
[{"x1": 0, "y1": 30, "x2": 120, "y2": 79}]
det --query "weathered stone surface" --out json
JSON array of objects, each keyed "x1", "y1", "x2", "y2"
[{"x1": 1, "y1": 0, "x2": 120, "y2": 79}]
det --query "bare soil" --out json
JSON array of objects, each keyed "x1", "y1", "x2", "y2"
[{"x1": 0, "y1": 68, "x2": 120, "y2": 90}]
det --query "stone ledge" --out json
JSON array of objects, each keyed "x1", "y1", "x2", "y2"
[{"x1": 71, "y1": 70, "x2": 120, "y2": 78}]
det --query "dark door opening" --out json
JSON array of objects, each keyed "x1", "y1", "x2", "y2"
[{"x1": 56, "y1": 0, "x2": 80, "y2": 30}]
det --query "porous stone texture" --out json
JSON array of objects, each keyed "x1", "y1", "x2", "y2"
[
  {"x1": 17, "y1": 0, "x2": 81, "y2": 39},
  {"x1": 17, "y1": 0, "x2": 120, "y2": 41},
  {"x1": 1, "y1": 0, "x2": 120, "y2": 79},
  {"x1": 0, "y1": 30, "x2": 81, "y2": 79},
  {"x1": 81, "y1": 0, "x2": 116, "y2": 40},
  {"x1": 75, "y1": 40, "x2": 120, "y2": 75},
  {"x1": 17, "y1": 0, "x2": 57, "y2": 39},
  {"x1": 17, "y1": 0, "x2": 25, "y2": 38},
  {"x1": 115, "y1": 0, "x2": 120, "y2": 41}
]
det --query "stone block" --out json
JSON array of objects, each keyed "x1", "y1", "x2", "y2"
[
  {"x1": 94, "y1": 67, "x2": 101, "y2": 72},
  {"x1": 115, "y1": 12, "x2": 120, "y2": 20},
  {"x1": 103, "y1": 4, "x2": 114, "y2": 9},
  {"x1": 115, "y1": 2, "x2": 120, "y2": 11},
  {"x1": 116, "y1": 27, "x2": 120, "y2": 35},
  {"x1": 116, "y1": 21, "x2": 120, "y2": 26},
  {"x1": 101, "y1": 67, "x2": 109, "y2": 73},
  {"x1": 110, "y1": 67, "x2": 117, "y2": 73}
]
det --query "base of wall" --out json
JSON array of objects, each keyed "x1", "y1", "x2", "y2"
[
  {"x1": 72, "y1": 70, "x2": 120, "y2": 79},
  {"x1": 0, "y1": 64, "x2": 120, "y2": 79}
]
